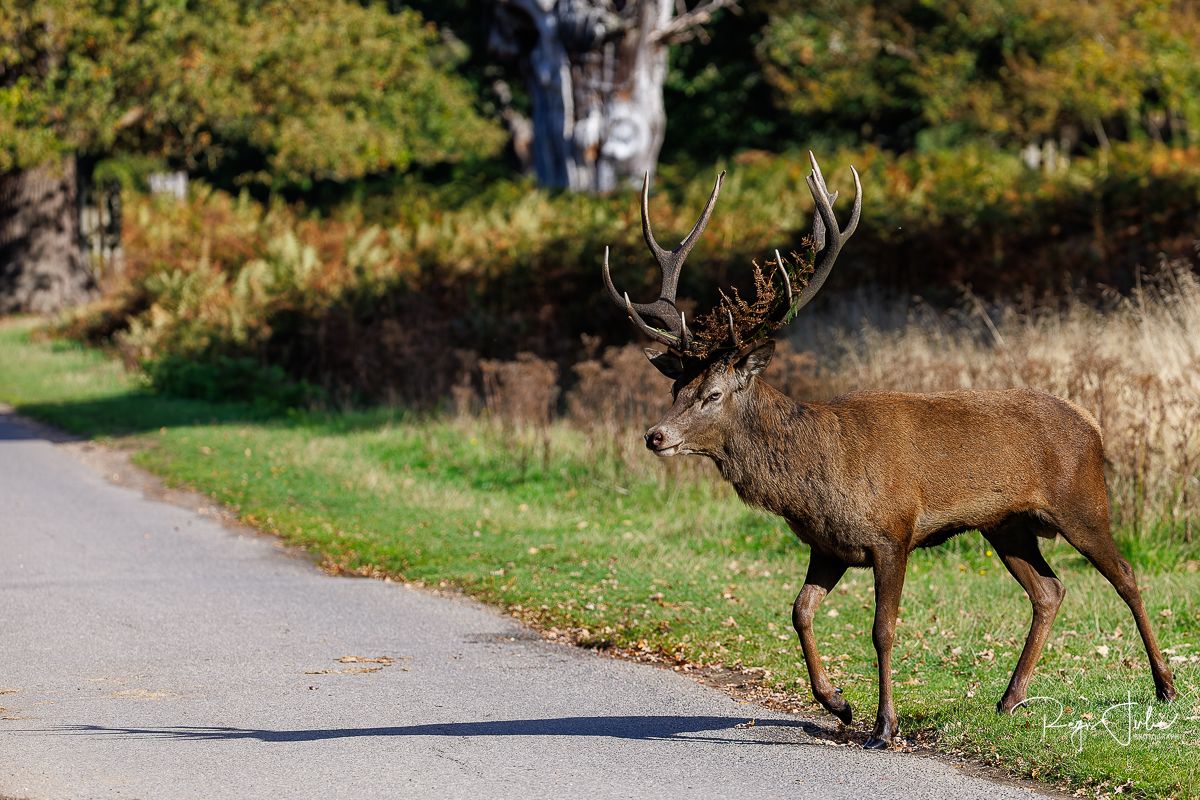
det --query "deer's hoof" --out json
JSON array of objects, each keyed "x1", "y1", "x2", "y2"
[
  {"x1": 827, "y1": 698, "x2": 853, "y2": 725},
  {"x1": 863, "y1": 736, "x2": 891, "y2": 750},
  {"x1": 996, "y1": 697, "x2": 1021, "y2": 714},
  {"x1": 1157, "y1": 685, "x2": 1177, "y2": 703},
  {"x1": 818, "y1": 688, "x2": 852, "y2": 725}
]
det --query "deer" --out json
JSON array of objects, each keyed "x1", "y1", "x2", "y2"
[{"x1": 601, "y1": 153, "x2": 1176, "y2": 749}]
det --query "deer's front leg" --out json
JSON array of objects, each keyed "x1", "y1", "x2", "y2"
[
  {"x1": 793, "y1": 550, "x2": 851, "y2": 724},
  {"x1": 865, "y1": 545, "x2": 908, "y2": 749}
]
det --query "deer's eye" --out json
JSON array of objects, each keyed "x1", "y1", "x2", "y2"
[{"x1": 705, "y1": 391, "x2": 722, "y2": 404}]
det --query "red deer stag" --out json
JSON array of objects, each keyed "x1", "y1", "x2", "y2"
[{"x1": 601, "y1": 154, "x2": 1176, "y2": 749}]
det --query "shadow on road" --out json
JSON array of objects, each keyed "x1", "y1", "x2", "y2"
[
  {"x1": 0, "y1": 409, "x2": 81, "y2": 442},
  {"x1": 50, "y1": 715, "x2": 842, "y2": 746}
]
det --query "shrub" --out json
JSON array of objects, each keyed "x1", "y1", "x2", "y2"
[
  {"x1": 62, "y1": 143, "x2": 1200, "y2": 408},
  {"x1": 144, "y1": 354, "x2": 320, "y2": 412}
]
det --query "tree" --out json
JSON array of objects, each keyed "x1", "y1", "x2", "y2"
[
  {"x1": 756, "y1": 0, "x2": 1200, "y2": 154},
  {"x1": 489, "y1": 0, "x2": 737, "y2": 193},
  {"x1": 0, "y1": 0, "x2": 502, "y2": 312}
]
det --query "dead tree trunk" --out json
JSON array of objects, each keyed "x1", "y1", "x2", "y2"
[
  {"x1": 490, "y1": 0, "x2": 734, "y2": 193},
  {"x1": 0, "y1": 155, "x2": 95, "y2": 313}
]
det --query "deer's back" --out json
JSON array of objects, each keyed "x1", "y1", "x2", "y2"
[{"x1": 819, "y1": 387, "x2": 1106, "y2": 549}]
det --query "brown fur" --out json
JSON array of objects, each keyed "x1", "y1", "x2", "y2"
[{"x1": 643, "y1": 340, "x2": 1176, "y2": 748}]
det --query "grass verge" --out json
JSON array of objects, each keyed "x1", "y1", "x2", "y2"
[{"x1": 1, "y1": 318, "x2": 1198, "y2": 798}]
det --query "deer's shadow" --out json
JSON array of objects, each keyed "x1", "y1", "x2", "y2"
[{"x1": 52, "y1": 714, "x2": 843, "y2": 746}]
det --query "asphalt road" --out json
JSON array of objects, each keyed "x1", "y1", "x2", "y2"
[{"x1": 0, "y1": 409, "x2": 1046, "y2": 799}]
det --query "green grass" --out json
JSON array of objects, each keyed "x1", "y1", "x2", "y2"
[{"x1": 2, "y1": 317, "x2": 1198, "y2": 798}]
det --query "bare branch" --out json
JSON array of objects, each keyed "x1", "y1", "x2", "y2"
[{"x1": 649, "y1": 0, "x2": 740, "y2": 46}]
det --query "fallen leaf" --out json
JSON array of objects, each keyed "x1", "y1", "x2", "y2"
[
  {"x1": 338, "y1": 656, "x2": 396, "y2": 665},
  {"x1": 110, "y1": 689, "x2": 177, "y2": 700}
]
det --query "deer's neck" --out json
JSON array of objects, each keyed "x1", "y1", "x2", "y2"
[{"x1": 713, "y1": 380, "x2": 835, "y2": 519}]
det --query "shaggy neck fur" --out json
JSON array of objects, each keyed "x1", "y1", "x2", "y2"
[{"x1": 712, "y1": 379, "x2": 835, "y2": 520}]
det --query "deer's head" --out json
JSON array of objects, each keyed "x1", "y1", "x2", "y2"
[{"x1": 602, "y1": 153, "x2": 861, "y2": 458}]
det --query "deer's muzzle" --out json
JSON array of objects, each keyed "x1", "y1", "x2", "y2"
[{"x1": 644, "y1": 428, "x2": 680, "y2": 456}]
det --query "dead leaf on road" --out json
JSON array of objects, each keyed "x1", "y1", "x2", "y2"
[
  {"x1": 110, "y1": 689, "x2": 178, "y2": 700},
  {"x1": 304, "y1": 655, "x2": 411, "y2": 675},
  {"x1": 338, "y1": 655, "x2": 404, "y2": 665}
]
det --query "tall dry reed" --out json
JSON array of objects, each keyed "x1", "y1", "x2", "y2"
[{"x1": 478, "y1": 352, "x2": 560, "y2": 476}]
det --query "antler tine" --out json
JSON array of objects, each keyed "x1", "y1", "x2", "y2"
[
  {"x1": 642, "y1": 171, "x2": 725, "y2": 302},
  {"x1": 809, "y1": 149, "x2": 825, "y2": 182},
  {"x1": 843, "y1": 165, "x2": 862, "y2": 238},
  {"x1": 604, "y1": 171, "x2": 725, "y2": 351},
  {"x1": 793, "y1": 155, "x2": 861, "y2": 313},
  {"x1": 775, "y1": 248, "x2": 793, "y2": 306},
  {"x1": 807, "y1": 151, "x2": 838, "y2": 251},
  {"x1": 674, "y1": 171, "x2": 725, "y2": 264},
  {"x1": 624, "y1": 292, "x2": 682, "y2": 349},
  {"x1": 640, "y1": 172, "x2": 670, "y2": 264},
  {"x1": 605, "y1": 243, "x2": 684, "y2": 347},
  {"x1": 602, "y1": 245, "x2": 624, "y2": 307}
]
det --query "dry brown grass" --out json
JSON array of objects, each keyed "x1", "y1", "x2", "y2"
[
  {"x1": 477, "y1": 352, "x2": 560, "y2": 476},
  {"x1": 780, "y1": 260, "x2": 1200, "y2": 541}
]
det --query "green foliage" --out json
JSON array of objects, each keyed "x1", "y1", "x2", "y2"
[
  {"x1": 661, "y1": 6, "x2": 782, "y2": 163},
  {"x1": 0, "y1": 0, "x2": 502, "y2": 183},
  {"x1": 757, "y1": 0, "x2": 1200, "y2": 151},
  {"x1": 144, "y1": 354, "x2": 320, "y2": 412},
  {"x1": 90, "y1": 153, "x2": 167, "y2": 191}
]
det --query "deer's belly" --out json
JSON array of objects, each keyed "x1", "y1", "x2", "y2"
[
  {"x1": 786, "y1": 519, "x2": 872, "y2": 567},
  {"x1": 914, "y1": 491, "x2": 1043, "y2": 546}
]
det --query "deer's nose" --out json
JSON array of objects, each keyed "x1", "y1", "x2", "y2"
[{"x1": 645, "y1": 429, "x2": 666, "y2": 450}]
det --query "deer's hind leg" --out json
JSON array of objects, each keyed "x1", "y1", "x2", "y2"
[
  {"x1": 983, "y1": 519, "x2": 1065, "y2": 713},
  {"x1": 1053, "y1": 510, "x2": 1176, "y2": 702}
]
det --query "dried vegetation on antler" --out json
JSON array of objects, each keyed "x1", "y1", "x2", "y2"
[{"x1": 685, "y1": 248, "x2": 814, "y2": 360}]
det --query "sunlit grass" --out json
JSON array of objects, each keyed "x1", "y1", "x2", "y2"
[{"x1": 2, "y1": 317, "x2": 1198, "y2": 798}]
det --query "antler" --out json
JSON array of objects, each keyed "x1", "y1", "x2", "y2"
[
  {"x1": 793, "y1": 151, "x2": 861, "y2": 313},
  {"x1": 603, "y1": 171, "x2": 725, "y2": 350},
  {"x1": 603, "y1": 154, "x2": 860, "y2": 361}
]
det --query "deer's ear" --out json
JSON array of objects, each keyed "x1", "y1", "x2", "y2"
[
  {"x1": 733, "y1": 339, "x2": 775, "y2": 387},
  {"x1": 644, "y1": 348, "x2": 684, "y2": 380}
]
